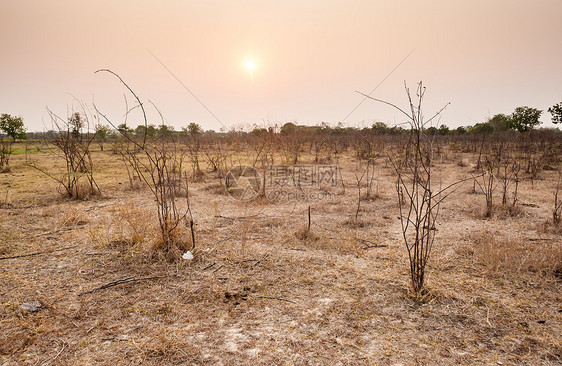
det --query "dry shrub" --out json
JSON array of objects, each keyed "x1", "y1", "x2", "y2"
[
  {"x1": 111, "y1": 204, "x2": 154, "y2": 248},
  {"x1": 150, "y1": 217, "x2": 192, "y2": 262},
  {"x1": 70, "y1": 181, "x2": 101, "y2": 200},
  {"x1": 494, "y1": 203, "x2": 525, "y2": 219},
  {"x1": 138, "y1": 327, "x2": 190, "y2": 362},
  {"x1": 541, "y1": 218, "x2": 562, "y2": 236},
  {"x1": 96, "y1": 204, "x2": 192, "y2": 261},
  {"x1": 203, "y1": 181, "x2": 226, "y2": 195},
  {"x1": 342, "y1": 217, "x2": 368, "y2": 228},
  {"x1": 472, "y1": 230, "x2": 562, "y2": 276},
  {"x1": 294, "y1": 227, "x2": 319, "y2": 241},
  {"x1": 191, "y1": 169, "x2": 206, "y2": 182},
  {"x1": 59, "y1": 207, "x2": 89, "y2": 227},
  {"x1": 86, "y1": 204, "x2": 153, "y2": 252}
]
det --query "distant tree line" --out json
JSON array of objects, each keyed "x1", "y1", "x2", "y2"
[
  {"x1": 274, "y1": 103, "x2": 562, "y2": 137},
  {"x1": 3, "y1": 101, "x2": 562, "y2": 142}
]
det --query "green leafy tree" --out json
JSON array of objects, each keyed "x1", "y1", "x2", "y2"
[
  {"x1": 135, "y1": 124, "x2": 157, "y2": 137},
  {"x1": 488, "y1": 113, "x2": 510, "y2": 132},
  {"x1": 94, "y1": 124, "x2": 112, "y2": 151},
  {"x1": 0, "y1": 114, "x2": 27, "y2": 141},
  {"x1": 371, "y1": 121, "x2": 389, "y2": 134},
  {"x1": 468, "y1": 123, "x2": 494, "y2": 134},
  {"x1": 438, "y1": 124, "x2": 450, "y2": 135},
  {"x1": 250, "y1": 127, "x2": 268, "y2": 136},
  {"x1": 548, "y1": 102, "x2": 562, "y2": 124},
  {"x1": 425, "y1": 126, "x2": 438, "y2": 135},
  {"x1": 508, "y1": 106, "x2": 542, "y2": 132},
  {"x1": 117, "y1": 123, "x2": 133, "y2": 135},
  {"x1": 68, "y1": 112, "x2": 83, "y2": 139},
  {"x1": 158, "y1": 124, "x2": 175, "y2": 137},
  {"x1": 280, "y1": 122, "x2": 297, "y2": 135},
  {"x1": 186, "y1": 122, "x2": 202, "y2": 136},
  {"x1": 455, "y1": 126, "x2": 467, "y2": 135}
]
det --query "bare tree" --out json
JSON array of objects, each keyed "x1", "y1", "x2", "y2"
[{"x1": 360, "y1": 82, "x2": 468, "y2": 297}]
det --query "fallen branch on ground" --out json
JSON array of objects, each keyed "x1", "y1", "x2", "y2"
[
  {"x1": 0, "y1": 244, "x2": 79, "y2": 260},
  {"x1": 354, "y1": 237, "x2": 388, "y2": 249},
  {"x1": 34, "y1": 228, "x2": 74, "y2": 237},
  {"x1": 78, "y1": 275, "x2": 166, "y2": 296}
]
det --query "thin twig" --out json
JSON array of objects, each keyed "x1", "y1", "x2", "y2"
[
  {"x1": 212, "y1": 265, "x2": 224, "y2": 273},
  {"x1": 253, "y1": 253, "x2": 270, "y2": 266},
  {"x1": 52, "y1": 342, "x2": 67, "y2": 363},
  {"x1": 102, "y1": 337, "x2": 129, "y2": 342},
  {"x1": 0, "y1": 245, "x2": 79, "y2": 260},
  {"x1": 33, "y1": 228, "x2": 73, "y2": 237},
  {"x1": 215, "y1": 213, "x2": 263, "y2": 220},
  {"x1": 354, "y1": 237, "x2": 388, "y2": 249},
  {"x1": 202, "y1": 262, "x2": 216, "y2": 271}
]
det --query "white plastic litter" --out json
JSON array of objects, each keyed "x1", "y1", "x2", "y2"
[{"x1": 182, "y1": 251, "x2": 194, "y2": 260}]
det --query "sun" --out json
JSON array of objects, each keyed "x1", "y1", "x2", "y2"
[{"x1": 246, "y1": 60, "x2": 256, "y2": 71}]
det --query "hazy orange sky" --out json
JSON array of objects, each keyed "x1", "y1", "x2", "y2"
[{"x1": 1, "y1": 0, "x2": 561, "y2": 132}]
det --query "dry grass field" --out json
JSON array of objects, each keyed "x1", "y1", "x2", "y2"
[{"x1": 1, "y1": 139, "x2": 561, "y2": 365}]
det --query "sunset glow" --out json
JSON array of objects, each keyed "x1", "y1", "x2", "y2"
[{"x1": 0, "y1": 1, "x2": 560, "y2": 131}]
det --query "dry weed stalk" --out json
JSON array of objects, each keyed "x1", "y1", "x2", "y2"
[
  {"x1": 202, "y1": 142, "x2": 229, "y2": 179},
  {"x1": 355, "y1": 136, "x2": 379, "y2": 200},
  {"x1": 499, "y1": 157, "x2": 520, "y2": 206},
  {"x1": 185, "y1": 135, "x2": 204, "y2": 180},
  {"x1": 554, "y1": 170, "x2": 562, "y2": 225},
  {"x1": 472, "y1": 158, "x2": 498, "y2": 218}
]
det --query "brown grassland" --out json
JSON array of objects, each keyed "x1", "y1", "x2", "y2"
[{"x1": 1, "y1": 135, "x2": 561, "y2": 365}]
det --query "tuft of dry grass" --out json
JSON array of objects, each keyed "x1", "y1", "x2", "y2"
[
  {"x1": 293, "y1": 227, "x2": 319, "y2": 242},
  {"x1": 89, "y1": 203, "x2": 194, "y2": 262},
  {"x1": 471, "y1": 230, "x2": 562, "y2": 276},
  {"x1": 494, "y1": 203, "x2": 525, "y2": 219},
  {"x1": 542, "y1": 218, "x2": 562, "y2": 236},
  {"x1": 342, "y1": 217, "x2": 368, "y2": 228}
]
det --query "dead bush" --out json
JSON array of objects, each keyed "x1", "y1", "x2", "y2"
[
  {"x1": 95, "y1": 69, "x2": 196, "y2": 262},
  {"x1": 29, "y1": 109, "x2": 100, "y2": 199},
  {"x1": 0, "y1": 138, "x2": 12, "y2": 173}
]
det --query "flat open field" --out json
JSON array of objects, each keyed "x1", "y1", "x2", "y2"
[{"x1": 1, "y1": 137, "x2": 561, "y2": 365}]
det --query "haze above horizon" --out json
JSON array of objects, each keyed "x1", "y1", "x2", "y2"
[{"x1": 1, "y1": 0, "x2": 561, "y2": 132}]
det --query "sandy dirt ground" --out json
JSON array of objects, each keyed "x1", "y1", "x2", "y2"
[{"x1": 1, "y1": 145, "x2": 561, "y2": 365}]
